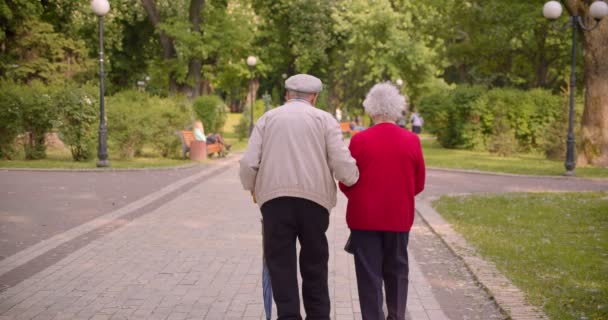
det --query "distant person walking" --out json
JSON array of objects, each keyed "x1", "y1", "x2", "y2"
[
  {"x1": 335, "y1": 107, "x2": 343, "y2": 122},
  {"x1": 240, "y1": 74, "x2": 360, "y2": 319},
  {"x1": 340, "y1": 82, "x2": 426, "y2": 320},
  {"x1": 410, "y1": 110, "x2": 423, "y2": 134}
]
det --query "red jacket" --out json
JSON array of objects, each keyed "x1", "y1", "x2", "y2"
[{"x1": 339, "y1": 123, "x2": 426, "y2": 232}]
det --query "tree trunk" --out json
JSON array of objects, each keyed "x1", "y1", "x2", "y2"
[
  {"x1": 185, "y1": 0, "x2": 205, "y2": 98},
  {"x1": 564, "y1": 1, "x2": 608, "y2": 167},
  {"x1": 579, "y1": 17, "x2": 608, "y2": 166},
  {"x1": 140, "y1": 0, "x2": 179, "y2": 93}
]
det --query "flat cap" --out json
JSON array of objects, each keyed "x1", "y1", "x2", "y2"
[{"x1": 285, "y1": 74, "x2": 323, "y2": 93}]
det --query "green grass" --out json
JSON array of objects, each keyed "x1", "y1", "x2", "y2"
[
  {"x1": 222, "y1": 112, "x2": 249, "y2": 152},
  {"x1": 222, "y1": 112, "x2": 242, "y2": 140},
  {"x1": 0, "y1": 148, "x2": 192, "y2": 169},
  {"x1": 433, "y1": 192, "x2": 608, "y2": 320},
  {"x1": 421, "y1": 139, "x2": 608, "y2": 178}
]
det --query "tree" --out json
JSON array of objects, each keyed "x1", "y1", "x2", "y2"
[
  {"x1": 436, "y1": 0, "x2": 572, "y2": 89},
  {"x1": 563, "y1": 0, "x2": 608, "y2": 167},
  {"x1": 140, "y1": 0, "x2": 182, "y2": 94},
  {"x1": 252, "y1": 0, "x2": 334, "y2": 99},
  {"x1": 330, "y1": 0, "x2": 437, "y2": 113},
  {"x1": 0, "y1": 1, "x2": 90, "y2": 84}
]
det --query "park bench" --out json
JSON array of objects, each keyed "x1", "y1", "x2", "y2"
[
  {"x1": 340, "y1": 122, "x2": 360, "y2": 138},
  {"x1": 177, "y1": 130, "x2": 223, "y2": 160}
]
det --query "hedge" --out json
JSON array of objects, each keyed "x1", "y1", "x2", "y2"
[
  {"x1": 418, "y1": 86, "x2": 564, "y2": 156},
  {"x1": 106, "y1": 91, "x2": 191, "y2": 159}
]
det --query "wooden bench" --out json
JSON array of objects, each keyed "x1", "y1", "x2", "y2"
[
  {"x1": 177, "y1": 130, "x2": 223, "y2": 159},
  {"x1": 339, "y1": 122, "x2": 361, "y2": 138}
]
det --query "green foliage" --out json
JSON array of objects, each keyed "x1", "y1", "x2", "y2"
[
  {"x1": 437, "y1": 0, "x2": 573, "y2": 90},
  {"x1": 192, "y1": 95, "x2": 227, "y2": 133},
  {"x1": 107, "y1": 90, "x2": 191, "y2": 159},
  {"x1": 55, "y1": 85, "x2": 98, "y2": 161},
  {"x1": 17, "y1": 82, "x2": 58, "y2": 159},
  {"x1": 329, "y1": 0, "x2": 440, "y2": 114},
  {"x1": 234, "y1": 112, "x2": 249, "y2": 141},
  {"x1": 0, "y1": 81, "x2": 23, "y2": 159},
  {"x1": 235, "y1": 99, "x2": 268, "y2": 140},
  {"x1": 1, "y1": 19, "x2": 90, "y2": 84},
  {"x1": 543, "y1": 94, "x2": 584, "y2": 161},
  {"x1": 149, "y1": 96, "x2": 192, "y2": 158},
  {"x1": 419, "y1": 86, "x2": 562, "y2": 156}
]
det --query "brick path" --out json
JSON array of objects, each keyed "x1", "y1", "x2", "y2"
[{"x1": 0, "y1": 157, "x2": 500, "y2": 320}]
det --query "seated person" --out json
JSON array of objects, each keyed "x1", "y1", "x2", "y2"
[
  {"x1": 193, "y1": 120, "x2": 231, "y2": 155},
  {"x1": 206, "y1": 133, "x2": 231, "y2": 151},
  {"x1": 193, "y1": 120, "x2": 206, "y2": 141}
]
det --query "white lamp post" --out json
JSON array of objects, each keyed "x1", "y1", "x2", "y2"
[
  {"x1": 91, "y1": 0, "x2": 110, "y2": 167},
  {"x1": 247, "y1": 56, "x2": 257, "y2": 136},
  {"x1": 543, "y1": 0, "x2": 608, "y2": 176}
]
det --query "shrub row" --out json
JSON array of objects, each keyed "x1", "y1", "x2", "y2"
[
  {"x1": 0, "y1": 81, "x2": 230, "y2": 161},
  {"x1": 417, "y1": 86, "x2": 573, "y2": 157},
  {"x1": 0, "y1": 81, "x2": 98, "y2": 160},
  {"x1": 106, "y1": 90, "x2": 192, "y2": 159}
]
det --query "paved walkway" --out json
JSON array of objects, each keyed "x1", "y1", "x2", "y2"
[{"x1": 0, "y1": 157, "x2": 606, "y2": 319}]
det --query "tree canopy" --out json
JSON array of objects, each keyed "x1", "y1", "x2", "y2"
[{"x1": 2, "y1": 0, "x2": 608, "y2": 166}]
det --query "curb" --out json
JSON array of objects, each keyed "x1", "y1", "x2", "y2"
[{"x1": 415, "y1": 197, "x2": 548, "y2": 320}]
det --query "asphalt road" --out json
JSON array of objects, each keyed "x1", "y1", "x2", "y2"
[{"x1": 0, "y1": 166, "x2": 203, "y2": 260}]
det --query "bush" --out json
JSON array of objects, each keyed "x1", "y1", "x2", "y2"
[
  {"x1": 543, "y1": 95, "x2": 583, "y2": 160},
  {"x1": 192, "y1": 95, "x2": 227, "y2": 133},
  {"x1": 18, "y1": 82, "x2": 58, "y2": 159},
  {"x1": 107, "y1": 91, "x2": 191, "y2": 159},
  {"x1": 55, "y1": 85, "x2": 98, "y2": 161},
  {"x1": 0, "y1": 82, "x2": 23, "y2": 159},
  {"x1": 148, "y1": 96, "x2": 191, "y2": 158},
  {"x1": 236, "y1": 99, "x2": 268, "y2": 140},
  {"x1": 418, "y1": 85, "x2": 562, "y2": 156},
  {"x1": 418, "y1": 85, "x2": 486, "y2": 149}
]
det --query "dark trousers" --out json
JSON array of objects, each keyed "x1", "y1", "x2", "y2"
[
  {"x1": 351, "y1": 230, "x2": 410, "y2": 320},
  {"x1": 261, "y1": 197, "x2": 330, "y2": 320}
]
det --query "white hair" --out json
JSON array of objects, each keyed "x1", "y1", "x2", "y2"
[{"x1": 362, "y1": 82, "x2": 407, "y2": 120}]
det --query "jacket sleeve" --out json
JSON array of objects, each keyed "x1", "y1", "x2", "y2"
[
  {"x1": 239, "y1": 115, "x2": 266, "y2": 191},
  {"x1": 325, "y1": 116, "x2": 359, "y2": 187},
  {"x1": 414, "y1": 137, "x2": 426, "y2": 195}
]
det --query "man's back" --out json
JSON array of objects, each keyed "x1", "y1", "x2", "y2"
[{"x1": 240, "y1": 100, "x2": 359, "y2": 211}]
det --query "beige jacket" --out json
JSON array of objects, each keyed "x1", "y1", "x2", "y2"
[{"x1": 239, "y1": 100, "x2": 359, "y2": 211}]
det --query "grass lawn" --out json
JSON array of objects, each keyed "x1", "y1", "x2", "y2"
[
  {"x1": 222, "y1": 112, "x2": 249, "y2": 153},
  {"x1": 0, "y1": 148, "x2": 191, "y2": 169},
  {"x1": 433, "y1": 192, "x2": 608, "y2": 320},
  {"x1": 421, "y1": 139, "x2": 608, "y2": 178}
]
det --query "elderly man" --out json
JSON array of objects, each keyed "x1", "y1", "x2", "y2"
[{"x1": 240, "y1": 74, "x2": 359, "y2": 319}]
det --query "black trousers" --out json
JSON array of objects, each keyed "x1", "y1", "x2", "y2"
[
  {"x1": 261, "y1": 197, "x2": 330, "y2": 320},
  {"x1": 351, "y1": 230, "x2": 410, "y2": 320}
]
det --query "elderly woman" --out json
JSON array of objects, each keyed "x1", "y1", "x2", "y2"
[{"x1": 339, "y1": 82, "x2": 425, "y2": 320}]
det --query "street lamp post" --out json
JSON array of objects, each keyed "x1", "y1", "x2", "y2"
[
  {"x1": 91, "y1": 0, "x2": 111, "y2": 167},
  {"x1": 543, "y1": 0, "x2": 608, "y2": 176},
  {"x1": 247, "y1": 56, "x2": 257, "y2": 136}
]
